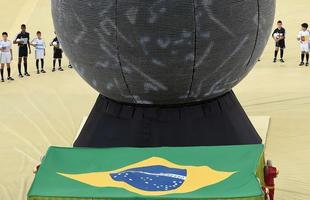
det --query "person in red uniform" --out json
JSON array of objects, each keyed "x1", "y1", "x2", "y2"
[{"x1": 264, "y1": 160, "x2": 279, "y2": 200}]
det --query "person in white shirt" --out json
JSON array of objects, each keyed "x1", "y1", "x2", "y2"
[
  {"x1": 0, "y1": 32, "x2": 14, "y2": 82},
  {"x1": 31, "y1": 31, "x2": 46, "y2": 74},
  {"x1": 297, "y1": 23, "x2": 310, "y2": 66}
]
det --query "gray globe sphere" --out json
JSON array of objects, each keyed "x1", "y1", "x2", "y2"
[{"x1": 52, "y1": 0, "x2": 275, "y2": 105}]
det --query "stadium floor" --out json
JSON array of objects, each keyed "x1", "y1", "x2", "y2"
[{"x1": 0, "y1": 0, "x2": 310, "y2": 199}]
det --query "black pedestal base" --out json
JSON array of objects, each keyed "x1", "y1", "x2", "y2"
[{"x1": 74, "y1": 91, "x2": 261, "y2": 147}]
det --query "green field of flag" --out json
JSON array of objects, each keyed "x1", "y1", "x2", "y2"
[{"x1": 28, "y1": 144, "x2": 265, "y2": 200}]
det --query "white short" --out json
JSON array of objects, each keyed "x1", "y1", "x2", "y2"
[
  {"x1": 35, "y1": 50, "x2": 45, "y2": 59},
  {"x1": 300, "y1": 43, "x2": 309, "y2": 52},
  {"x1": 0, "y1": 52, "x2": 11, "y2": 64}
]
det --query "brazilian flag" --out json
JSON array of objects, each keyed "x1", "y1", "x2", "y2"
[{"x1": 28, "y1": 145, "x2": 265, "y2": 200}]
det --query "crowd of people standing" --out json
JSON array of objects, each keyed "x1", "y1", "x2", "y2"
[
  {"x1": 0, "y1": 24, "x2": 72, "y2": 82},
  {"x1": 2, "y1": 21, "x2": 310, "y2": 83},
  {"x1": 272, "y1": 20, "x2": 310, "y2": 66}
]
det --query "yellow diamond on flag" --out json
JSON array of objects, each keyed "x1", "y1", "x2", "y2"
[{"x1": 58, "y1": 157, "x2": 235, "y2": 196}]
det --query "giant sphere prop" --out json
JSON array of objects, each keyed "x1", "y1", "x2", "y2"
[{"x1": 52, "y1": 0, "x2": 275, "y2": 104}]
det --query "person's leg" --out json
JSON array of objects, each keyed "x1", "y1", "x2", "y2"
[
  {"x1": 40, "y1": 59, "x2": 46, "y2": 73},
  {"x1": 36, "y1": 59, "x2": 40, "y2": 74},
  {"x1": 268, "y1": 188, "x2": 274, "y2": 200},
  {"x1": 18, "y1": 57, "x2": 23, "y2": 77},
  {"x1": 280, "y1": 48, "x2": 284, "y2": 61},
  {"x1": 41, "y1": 59, "x2": 44, "y2": 69},
  {"x1": 300, "y1": 51, "x2": 305, "y2": 66},
  {"x1": 58, "y1": 59, "x2": 63, "y2": 71},
  {"x1": 0, "y1": 64, "x2": 4, "y2": 81},
  {"x1": 7, "y1": 63, "x2": 13, "y2": 80},
  {"x1": 23, "y1": 57, "x2": 30, "y2": 76},
  {"x1": 305, "y1": 45, "x2": 310, "y2": 66},
  {"x1": 279, "y1": 41, "x2": 285, "y2": 62},
  {"x1": 274, "y1": 47, "x2": 279, "y2": 62},
  {"x1": 299, "y1": 48, "x2": 306, "y2": 66},
  {"x1": 52, "y1": 59, "x2": 56, "y2": 72}
]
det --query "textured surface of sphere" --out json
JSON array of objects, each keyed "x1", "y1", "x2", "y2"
[{"x1": 52, "y1": 0, "x2": 275, "y2": 105}]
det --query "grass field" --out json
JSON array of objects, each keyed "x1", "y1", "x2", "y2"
[{"x1": 0, "y1": 0, "x2": 310, "y2": 199}]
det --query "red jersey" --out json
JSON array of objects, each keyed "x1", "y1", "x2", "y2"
[{"x1": 264, "y1": 166, "x2": 278, "y2": 187}]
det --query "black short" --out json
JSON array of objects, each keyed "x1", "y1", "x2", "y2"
[
  {"x1": 18, "y1": 46, "x2": 28, "y2": 57},
  {"x1": 53, "y1": 48, "x2": 63, "y2": 59},
  {"x1": 276, "y1": 40, "x2": 285, "y2": 49}
]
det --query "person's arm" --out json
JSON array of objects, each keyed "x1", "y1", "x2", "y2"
[
  {"x1": 272, "y1": 29, "x2": 276, "y2": 38},
  {"x1": 0, "y1": 43, "x2": 5, "y2": 51},
  {"x1": 10, "y1": 48, "x2": 13, "y2": 61},
  {"x1": 30, "y1": 39, "x2": 36, "y2": 47},
  {"x1": 50, "y1": 38, "x2": 55, "y2": 46},
  {"x1": 28, "y1": 35, "x2": 31, "y2": 54},
  {"x1": 43, "y1": 41, "x2": 46, "y2": 56},
  {"x1": 13, "y1": 34, "x2": 19, "y2": 44},
  {"x1": 272, "y1": 29, "x2": 277, "y2": 41},
  {"x1": 297, "y1": 32, "x2": 301, "y2": 41}
]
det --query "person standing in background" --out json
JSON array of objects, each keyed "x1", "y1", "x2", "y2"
[
  {"x1": 264, "y1": 160, "x2": 279, "y2": 200},
  {"x1": 297, "y1": 23, "x2": 310, "y2": 66},
  {"x1": 13, "y1": 24, "x2": 31, "y2": 77},
  {"x1": 31, "y1": 31, "x2": 46, "y2": 74},
  {"x1": 0, "y1": 32, "x2": 14, "y2": 82},
  {"x1": 50, "y1": 32, "x2": 64, "y2": 72},
  {"x1": 272, "y1": 20, "x2": 286, "y2": 63}
]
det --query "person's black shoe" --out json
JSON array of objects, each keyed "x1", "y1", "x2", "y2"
[
  {"x1": 37, "y1": 70, "x2": 40, "y2": 74},
  {"x1": 280, "y1": 58, "x2": 285, "y2": 63},
  {"x1": 306, "y1": 62, "x2": 309, "y2": 66},
  {"x1": 18, "y1": 74, "x2": 23, "y2": 78},
  {"x1": 273, "y1": 58, "x2": 277, "y2": 63},
  {"x1": 58, "y1": 67, "x2": 64, "y2": 71},
  {"x1": 1, "y1": 79, "x2": 4, "y2": 82},
  {"x1": 68, "y1": 65, "x2": 73, "y2": 68},
  {"x1": 7, "y1": 77, "x2": 14, "y2": 81},
  {"x1": 299, "y1": 62, "x2": 305, "y2": 66},
  {"x1": 24, "y1": 72, "x2": 30, "y2": 76},
  {"x1": 52, "y1": 68, "x2": 56, "y2": 72},
  {"x1": 41, "y1": 69, "x2": 46, "y2": 73}
]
